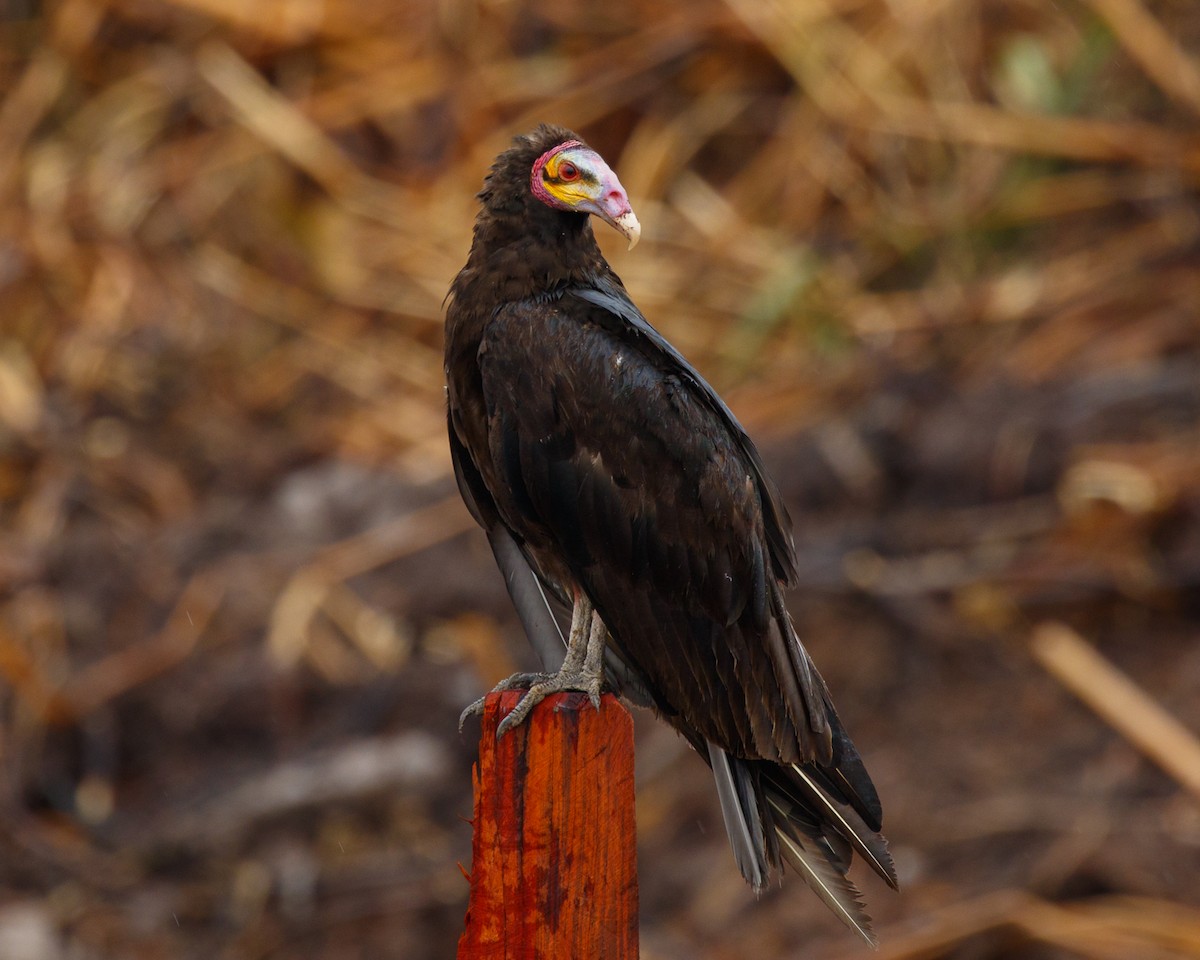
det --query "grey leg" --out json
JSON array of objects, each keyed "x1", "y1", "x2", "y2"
[{"x1": 491, "y1": 591, "x2": 607, "y2": 737}]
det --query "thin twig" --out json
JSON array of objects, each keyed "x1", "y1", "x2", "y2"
[{"x1": 1031, "y1": 622, "x2": 1200, "y2": 803}]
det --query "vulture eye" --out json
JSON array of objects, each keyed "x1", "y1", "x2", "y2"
[{"x1": 557, "y1": 160, "x2": 580, "y2": 182}]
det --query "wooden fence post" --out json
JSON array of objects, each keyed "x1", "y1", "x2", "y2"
[{"x1": 457, "y1": 690, "x2": 638, "y2": 959}]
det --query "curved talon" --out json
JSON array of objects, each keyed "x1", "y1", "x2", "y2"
[
  {"x1": 462, "y1": 595, "x2": 610, "y2": 737},
  {"x1": 494, "y1": 669, "x2": 607, "y2": 737},
  {"x1": 495, "y1": 689, "x2": 541, "y2": 737},
  {"x1": 457, "y1": 695, "x2": 487, "y2": 733},
  {"x1": 458, "y1": 672, "x2": 554, "y2": 733}
]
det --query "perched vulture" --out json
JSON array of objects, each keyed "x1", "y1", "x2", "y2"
[{"x1": 445, "y1": 124, "x2": 896, "y2": 942}]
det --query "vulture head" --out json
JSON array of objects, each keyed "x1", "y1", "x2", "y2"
[{"x1": 476, "y1": 125, "x2": 641, "y2": 252}]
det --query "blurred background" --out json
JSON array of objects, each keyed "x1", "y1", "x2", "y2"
[{"x1": 2, "y1": 0, "x2": 1200, "y2": 957}]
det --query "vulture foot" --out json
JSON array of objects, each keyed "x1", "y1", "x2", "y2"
[{"x1": 462, "y1": 591, "x2": 609, "y2": 737}]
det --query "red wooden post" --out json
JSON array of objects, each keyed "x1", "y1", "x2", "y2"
[{"x1": 458, "y1": 690, "x2": 639, "y2": 960}]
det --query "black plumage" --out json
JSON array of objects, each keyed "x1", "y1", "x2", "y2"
[{"x1": 445, "y1": 124, "x2": 896, "y2": 941}]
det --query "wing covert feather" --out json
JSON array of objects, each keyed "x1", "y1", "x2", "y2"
[{"x1": 476, "y1": 296, "x2": 827, "y2": 762}]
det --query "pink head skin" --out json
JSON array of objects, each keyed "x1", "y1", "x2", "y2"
[{"x1": 530, "y1": 140, "x2": 641, "y2": 250}]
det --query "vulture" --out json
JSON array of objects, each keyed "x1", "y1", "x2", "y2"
[{"x1": 445, "y1": 124, "x2": 896, "y2": 942}]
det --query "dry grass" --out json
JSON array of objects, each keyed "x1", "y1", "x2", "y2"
[{"x1": 1, "y1": 0, "x2": 1199, "y2": 957}]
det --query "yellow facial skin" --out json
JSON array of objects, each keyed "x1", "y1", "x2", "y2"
[{"x1": 540, "y1": 149, "x2": 600, "y2": 208}]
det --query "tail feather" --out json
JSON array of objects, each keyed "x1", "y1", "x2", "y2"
[
  {"x1": 788, "y1": 764, "x2": 898, "y2": 889},
  {"x1": 708, "y1": 745, "x2": 895, "y2": 945},
  {"x1": 708, "y1": 742, "x2": 768, "y2": 890},
  {"x1": 770, "y1": 803, "x2": 879, "y2": 947}
]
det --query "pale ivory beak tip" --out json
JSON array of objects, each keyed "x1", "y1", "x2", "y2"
[{"x1": 615, "y1": 211, "x2": 641, "y2": 250}]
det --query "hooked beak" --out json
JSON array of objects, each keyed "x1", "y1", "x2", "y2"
[
  {"x1": 579, "y1": 190, "x2": 641, "y2": 250},
  {"x1": 610, "y1": 210, "x2": 641, "y2": 250}
]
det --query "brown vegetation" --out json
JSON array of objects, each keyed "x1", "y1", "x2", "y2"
[{"x1": 1, "y1": 0, "x2": 1199, "y2": 957}]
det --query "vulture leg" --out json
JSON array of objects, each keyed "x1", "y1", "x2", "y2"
[{"x1": 493, "y1": 590, "x2": 607, "y2": 737}]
